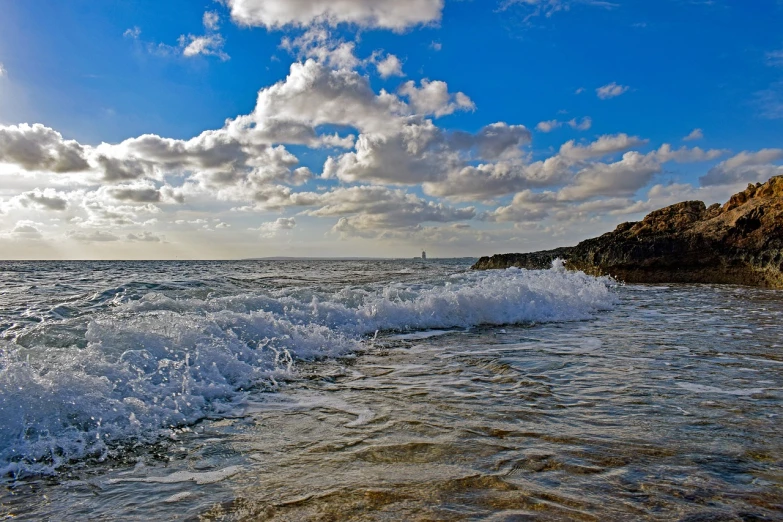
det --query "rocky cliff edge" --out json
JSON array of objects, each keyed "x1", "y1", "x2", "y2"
[{"x1": 472, "y1": 175, "x2": 783, "y2": 288}]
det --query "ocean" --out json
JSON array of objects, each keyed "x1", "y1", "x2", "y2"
[{"x1": 0, "y1": 259, "x2": 781, "y2": 520}]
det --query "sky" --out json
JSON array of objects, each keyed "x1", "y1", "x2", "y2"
[{"x1": 0, "y1": 0, "x2": 781, "y2": 260}]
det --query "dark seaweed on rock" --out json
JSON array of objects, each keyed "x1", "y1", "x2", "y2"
[{"x1": 473, "y1": 175, "x2": 783, "y2": 288}]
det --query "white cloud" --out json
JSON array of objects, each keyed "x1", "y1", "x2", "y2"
[
  {"x1": 557, "y1": 151, "x2": 661, "y2": 201},
  {"x1": 536, "y1": 117, "x2": 591, "y2": 132},
  {"x1": 181, "y1": 34, "x2": 229, "y2": 61},
  {"x1": 5, "y1": 39, "x2": 777, "y2": 257},
  {"x1": 700, "y1": 149, "x2": 783, "y2": 186},
  {"x1": 106, "y1": 182, "x2": 183, "y2": 204},
  {"x1": 323, "y1": 121, "x2": 531, "y2": 187},
  {"x1": 683, "y1": 128, "x2": 704, "y2": 141},
  {"x1": 423, "y1": 158, "x2": 569, "y2": 201},
  {"x1": 280, "y1": 27, "x2": 361, "y2": 70},
  {"x1": 399, "y1": 79, "x2": 475, "y2": 117},
  {"x1": 313, "y1": 186, "x2": 475, "y2": 238},
  {"x1": 0, "y1": 63, "x2": 6, "y2": 77},
  {"x1": 375, "y1": 53, "x2": 404, "y2": 78},
  {"x1": 536, "y1": 120, "x2": 561, "y2": 132},
  {"x1": 16, "y1": 189, "x2": 69, "y2": 211},
  {"x1": 239, "y1": 185, "x2": 475, "y2": 237},
  {"x1": 257, "y1": 217, "x2": 297, "y2": 237},
  {"x1": 596, "y1": 82, "x2": 630, "y2": 99},
  {"x1": 559, "y1": 133, "x2": 648, "y2": 161},
  {"x1": 203, "y1": 11, "x2": 221, "y2": 31},
  {"x1": 239, "y1": 59, "x2": 406, "y2": 136},
  {"x1": 568, "y1": 117, "x2": 592, "y2": 130},
  {"x1": 482, "y1": 190, "x2": 556, "y2": 223},
  {"x1": 0, "y1": 124, "x2": 91, "y2": 173},
  {"x1": 123, "y1": 27, "x2": 141, "y2": 39},
  {"x1": 1, "y1": 221, "x2": 44, "y2": 240},
  {"x1": 127, "y1": 14, "x2": 229, "y2": 61},
  {"x1": 430, "y1": 41, "x2": 442, "y2": 51},
  {"x1": 652, "y1": 144, "x2": 726, "y2": 163},
  {"x1": 225, "y1": 0, "x2": 444, "y2": 30}
]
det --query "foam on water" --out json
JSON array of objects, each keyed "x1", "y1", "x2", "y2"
[{"x1": 0, "y1": 264, "x2": 615, "y2": 477}]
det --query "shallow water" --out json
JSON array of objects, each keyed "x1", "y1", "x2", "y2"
[{"x1": 1, "y1": 260, "x2": 782, "y2": 520}]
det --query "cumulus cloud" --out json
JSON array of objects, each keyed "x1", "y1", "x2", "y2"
[
  {"x1": 482, "y1": 190, "x2": 556, "y2": 224},
  {"x1": 557, "y1": 151, "x2": 661, "y2": 201},
  {"x1": 596, "y1": 82, "x2": 630, "y2": 99},
  {"x1": 241, "y1": 185, "x2": 474, "y2": 237},
  {"x1": 683, "y1": 128, "x2": 704, "y2": 141},
  {"x1": 107, "y1": 185, "x2": 163, "y2": 203},
  {"x1": 559, "y1": 133, "x2": 648, "y2": 161},
  {"x1": 397, "y1": 133, "x2": 655, "y2": 202},
  {"x1": 323, "y1": 121, "x2": 531, "y2": 186},
  {"x1": 321, "y1": 187, "x2": 475, "y2": 238},
  {"x1": 257, "y1": 217, "x2": 297, "y2": 237},
  {"x1": 652, "y1": 144, "x2": 726, "y2": 163},
  {"x1": 375, "y1": 53, "x2": 404, "y2": 78},
  {"x1": 536, "y1": 120, "x2": 561, "y2": 133},
  {"x1": 225, "y1": 0, "x2": 444, "y2": 30},
  {"x1": 4, "y1": 38, "x2": 766, "y2": 255},
  {"x1": 399, "y1": 79, "x2": 475, "y2": 117},
  {"x1": 536, "y1": 117, "x2": 591, "y2": 133},
  {"x1": 423, "y1": 159, "x2": 569, "y2": 201},
  {"x1": 280, "y1": 27, "x2": 361, "y2": 70},
  {"x1": 700, "y1": 149, "x2": 783, "y2": 186},
  {"x1": 0, "y1": 124, "x2": 91, "y2": 173},
  {"x1": 237, "y1": 59, "x2": 406, "y2": 136},
  {"x1": 95, "y1": 154, "x2": 154, "y2": 182},
  {"x1": 17, "y1": 189, "x2": 69, "y2": 211},
  {"x1": 97, "y1": 127, "x2": 310, "y2": 191},
  {"x1": 450, "y1": 122, "x2": 532, "y2": 161},
  {"x1": 2, "y1": 221, "x2": 44, "y2": 240}
]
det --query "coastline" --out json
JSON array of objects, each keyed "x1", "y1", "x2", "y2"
[{"x1": 473, "y1": 175, "x2": 783, "y2": 288}]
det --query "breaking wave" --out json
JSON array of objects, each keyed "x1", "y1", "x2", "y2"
[{"x1": 0, "y1": 264, "x2": 615, "y2": 476}]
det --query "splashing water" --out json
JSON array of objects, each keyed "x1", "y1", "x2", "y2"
[{"x1": 0, "y1": 260, "x2": 615, "y2": 476}]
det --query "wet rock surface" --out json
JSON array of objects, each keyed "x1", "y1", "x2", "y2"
[{"x1": 473, "y1": 175, "x2": 783, "y2": 288}]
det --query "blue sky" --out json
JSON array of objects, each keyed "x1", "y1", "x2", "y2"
[{"x1": 0, "y1": 0, "x2": 781, "y2": 259}]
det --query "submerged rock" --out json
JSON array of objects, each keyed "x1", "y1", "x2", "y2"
[{"x1": 472, "y1": 175, "x2": 783, "y2": 288}]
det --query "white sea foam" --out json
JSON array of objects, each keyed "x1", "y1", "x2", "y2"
[{"x1": 0, "y1": 265, "x2": 615, "y2": 476}]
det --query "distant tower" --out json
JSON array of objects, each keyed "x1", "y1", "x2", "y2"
[{"x1": 422, "y1": 251, "x2": 427, "y2": 260}]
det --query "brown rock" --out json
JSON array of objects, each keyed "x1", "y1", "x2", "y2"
[{"x1": 472, "y1": 175, "x2": 783, "y2": 288}]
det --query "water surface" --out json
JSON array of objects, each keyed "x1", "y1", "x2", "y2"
[{"x1": 0, "y1": 260, "x2": 781, "y2": 520}]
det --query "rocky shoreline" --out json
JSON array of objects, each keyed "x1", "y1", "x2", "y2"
[{"x1": 472, "y1": 175, "x2": 783, "y2": 288}]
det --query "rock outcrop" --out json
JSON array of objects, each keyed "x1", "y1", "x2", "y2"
[{"x1": 472, "y1": 175, "x2": 783, "y2": 288}]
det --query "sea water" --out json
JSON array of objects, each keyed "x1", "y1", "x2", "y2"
[{"x1": 0, "y1": 260, "x2": 781, "y2": 520}]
